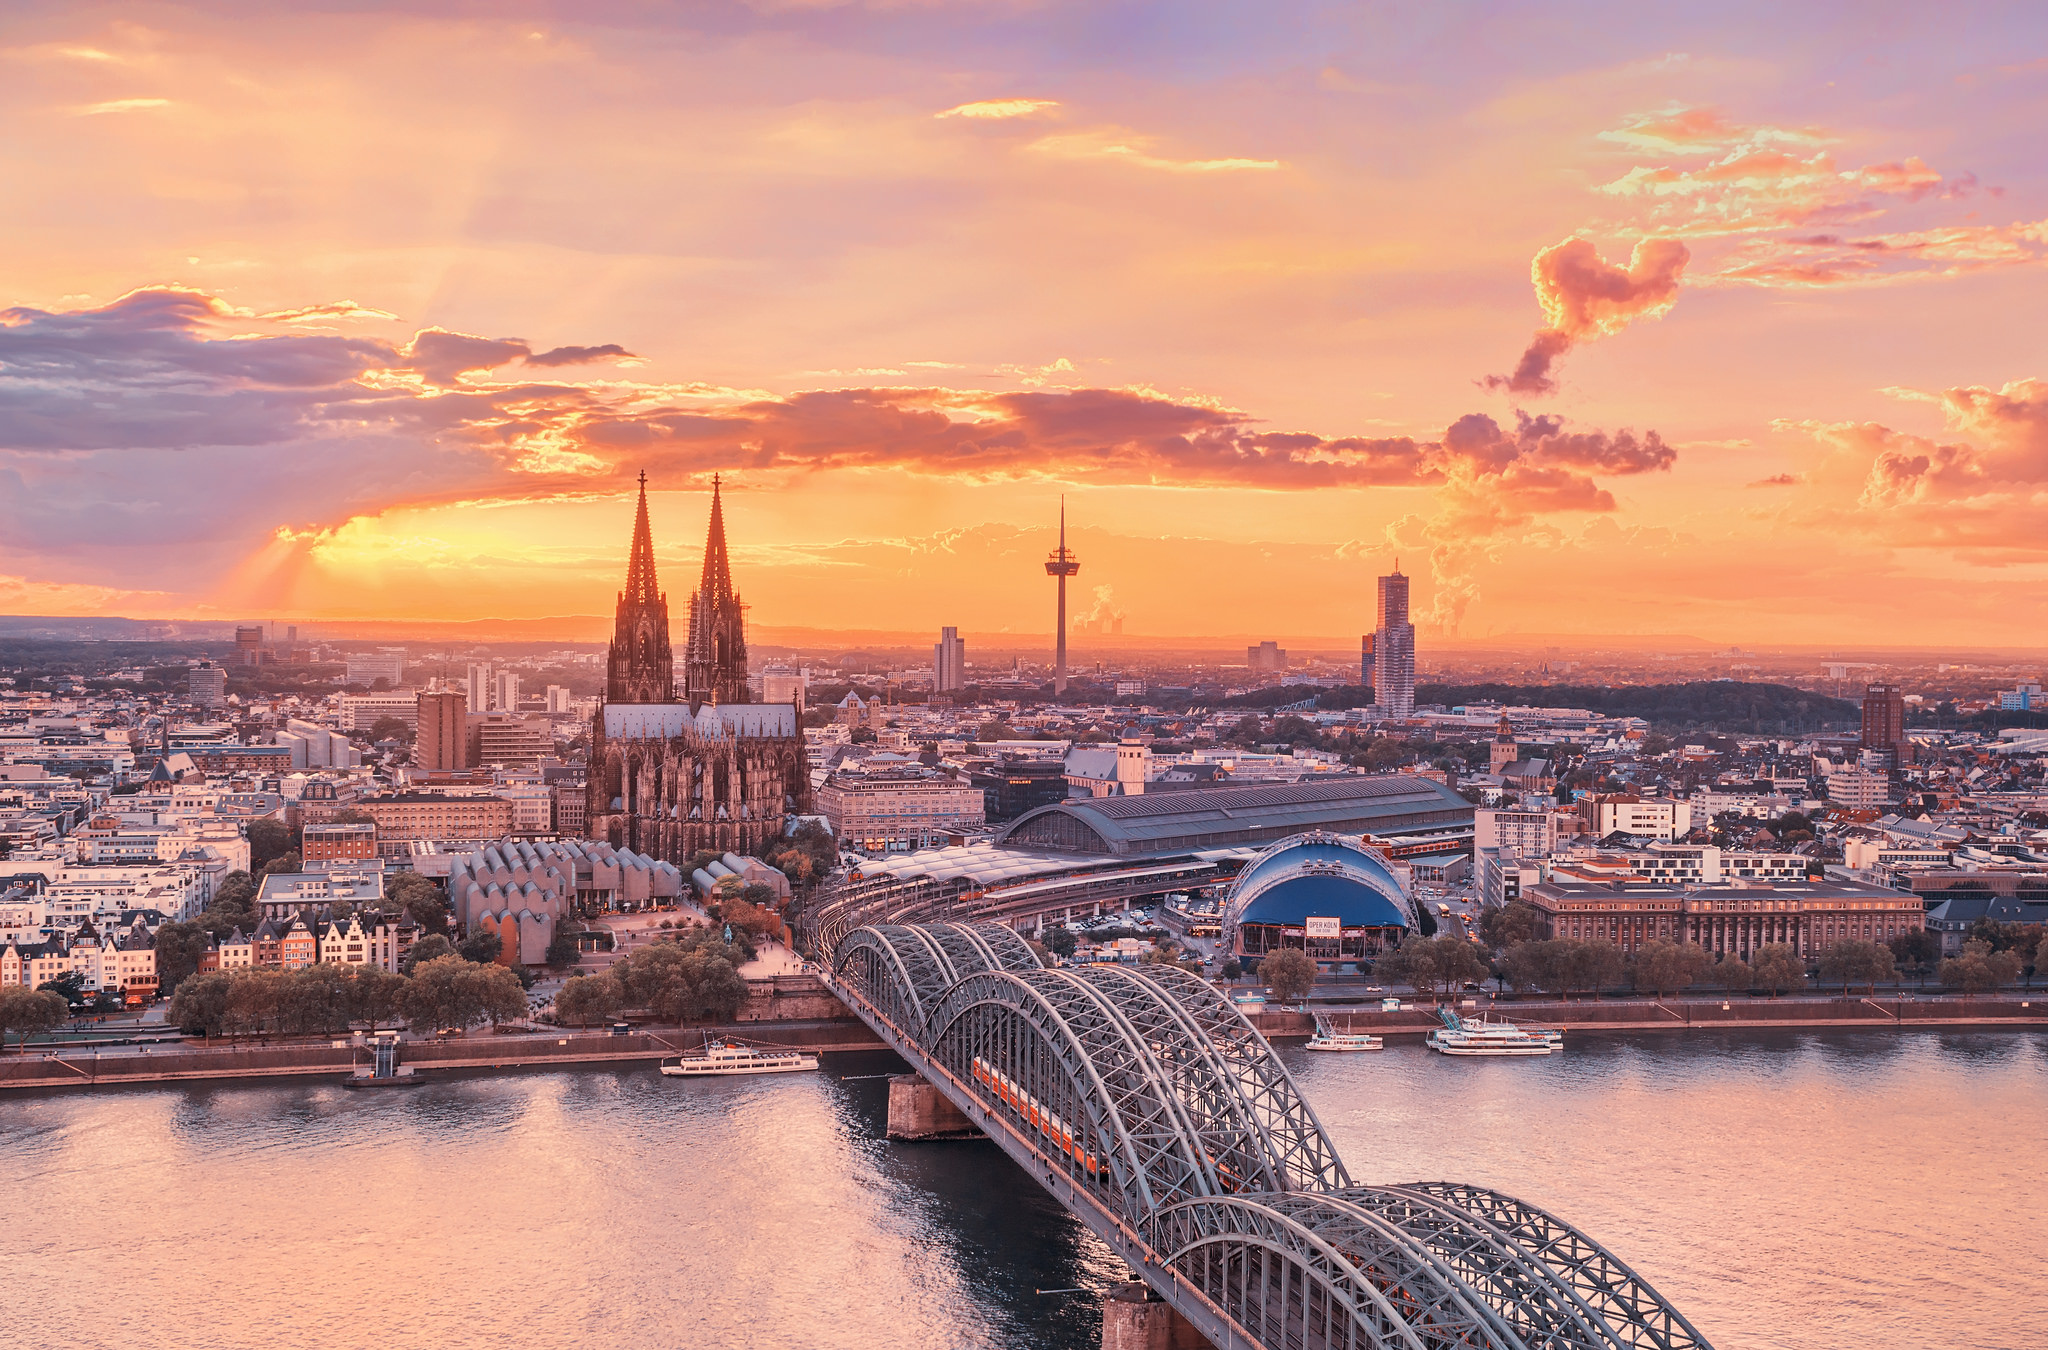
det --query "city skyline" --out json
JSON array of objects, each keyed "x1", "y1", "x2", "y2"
[{"x1": 5, "y1": 5, "x2": 2048, "y2": 645}]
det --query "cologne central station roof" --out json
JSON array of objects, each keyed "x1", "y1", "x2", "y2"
[{"x1": 994, "y1": 776, "x2": 1473, "y2": 857}]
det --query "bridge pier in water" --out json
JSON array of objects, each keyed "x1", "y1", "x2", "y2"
[
  {"x1": 886, "y1": 1073, "x2": 983, "y2": 1140},
  {"x1": 1100, "y1": 1283, "x2": 1210, "y2": 1350}
]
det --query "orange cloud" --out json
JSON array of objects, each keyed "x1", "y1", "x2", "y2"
[
  {"x1": 1589, "y1": 106, "x2": 2038, "y2": 289},
  {"x1": 1486, "y1": 237, "x2": 1689, "y2": 394},
  {"x1": 1780, "y1": 378, "x2": 2048, "y2": 554},
  {"x1": 0, "y1": 287, "x2": 1675, "y2": 631}
]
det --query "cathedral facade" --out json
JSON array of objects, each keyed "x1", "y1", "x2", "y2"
[{"x1": 586, "y1": 476, "x2": 808, "y2": 862}]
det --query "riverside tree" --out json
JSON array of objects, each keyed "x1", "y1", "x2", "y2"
[
  {"x1": 0, "y1": 987, "x2": 68, "y2": 1051},
  {"x1": 1631, "y1": 941, "x2": 1713, "y2": 997},
  {"x1": 1939, "y1": 939, "x2": 2023, "y2": 997},
  {"x1": 168, "y1": 972, "x2": 236, "y2": 1040},
  {"x1": 1748, "y1": 944, "x2": 1806, "y2": 996},
  {"x1": 1818, "y1": 940, "x2": 1897, "y2": 994},
  {"x1": 1713, "y1": 954, "x2": 1752, "y2": 993},
  {"x1": 401, "y1": 956, "x2": 526, "y2": 1032},
  {"x1": 1375, "y1": 935, "x2": 1488, "y2": 1001},
  {"x1": 1260, "y1": 948, "x2": 1317, "y2": 1003},
  {"x1": 611, "y1": 932, "x2": 753, "y2": 1024},
  {"x1": 555, "y1": 974, "x2": 623, "y2": 1027}
]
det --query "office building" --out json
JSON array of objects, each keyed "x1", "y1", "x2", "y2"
[
  {"x1": 935, "y1": 627, "x2": 967, "y2": 692},
  {"x1": 1860, "y1": 683, "x2": 1907, "y2": 761},
  {"x1": 814, "y1": 766, "x2": 987, "y2": 852},
  {"x1": 466, "y1": 662, "x2": 496, "y2": 712},
  {"x1": 356, "y1": 794, "x2": 516, "y2": 856},
  {"x1": 1246, "y1": 641, "x2": 1287, "y2": 673},
  {"x1": 188, "y1": 661, "x2": 226, "y2": 710},
  {"x1": 1524, "y1": 875, "x2": 1923, "y2": 959},
  {"x1": 494, "y1": 670, "x2": 521, "y2": 713},
  {"x1": 302, "y1": 822, "x2": 378, "y2": 865},
  {"x1": 1373, "y1": 567, "x2": 1416, "y2": 717},
  {"x1": 471, "y1": 714, "x2": 552, "y2": 768},
  {"x1": 544, "y1": 685, "x2": 574, "y2": 713},
  {"x1": 344, "y1": 648, "x2": 407, "y2": 688},
  {"x1": 1582, "y1": 795, "x2": 1693, "y2": 840},
  {"x1": 338, "y1": 690, "x2": 420, "y2": 732},
  {"x1": 416, "y1": 691, "x2": 471, "y2": 772}
]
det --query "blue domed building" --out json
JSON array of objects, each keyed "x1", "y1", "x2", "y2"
[{"x1": 1223, "y1": 831, "x2": 1414, "y2": 965}]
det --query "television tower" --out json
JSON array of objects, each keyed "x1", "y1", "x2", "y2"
[{"x1": 1044, "y1": 496, "x2": 1080, "y2": 695}]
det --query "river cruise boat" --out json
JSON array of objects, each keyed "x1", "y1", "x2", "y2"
[
  {"x1": 1306, "y1": 1011, "x2": 1382, "y2": 1052},
  {"x1": 1426, "y1": 1009, "x2": 1561, "y2": 1057},
  {"x1": 660, "y1": 1038, "x2": 819, "y2": 1077}
]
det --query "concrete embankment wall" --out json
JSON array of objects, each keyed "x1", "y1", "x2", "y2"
[
  {"x1": 732, "y1": 974, "x2": 855, "y2": 1023},
  {"x1": 1251, "y1": 995, "x2": 2048, "y2": 1038},
  {"x1": 0, "y1": 1022, "x2": 889, "y2": 1092},
  {"x1": 0, "y1": 981, "x2": 888, "y2": 1094}
]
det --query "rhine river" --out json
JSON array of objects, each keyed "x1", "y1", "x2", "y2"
[{"x1": 6, "y1": 1029, "x2": 2044, "y2": 1350}]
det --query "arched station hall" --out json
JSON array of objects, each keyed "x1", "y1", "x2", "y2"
[{"x1": 1222, "y1": 831, "x2": 1414, "y2": 966}]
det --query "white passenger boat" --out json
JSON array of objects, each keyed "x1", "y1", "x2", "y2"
[
  {"x1": 1306, "y1": 1011, "x2": 1382, "y2": 1052},
  {"x1": 1426, "y1": 1009, "x2": 1561, "y2": 1057},
  {"x1": 660, "y1": 1038, "x2": 819, "y2": 1077}
]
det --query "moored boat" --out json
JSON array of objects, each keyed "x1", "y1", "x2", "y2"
[
  {"x1": 1306, "y1": 1010, "x2": 1383, "y2": 1052},
  {"x1": 661, "y1": 1037, "x2": 819, "y2": 1077},
  {"x1": 1426, "y1": 1008, "x2": 1561, "y2": 1057}
]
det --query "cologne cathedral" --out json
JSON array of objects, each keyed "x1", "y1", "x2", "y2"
[{"x1": 585, "y1": 474, "x2": 808, "y2": 862}]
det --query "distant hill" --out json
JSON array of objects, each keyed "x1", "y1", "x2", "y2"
[{"x1": 1417, "y1": 681, "x2": 1859, "y2": 734}]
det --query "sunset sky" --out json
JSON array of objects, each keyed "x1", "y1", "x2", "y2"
[{"x1": 4, "y1": 3, "x2": 2046, "y2": 645}]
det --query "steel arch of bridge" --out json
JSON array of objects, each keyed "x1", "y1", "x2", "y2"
[{"x1": 825, "y1": 922, "x2": 1713, "y2": 1350}]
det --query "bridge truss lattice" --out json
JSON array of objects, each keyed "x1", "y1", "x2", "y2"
[{"x1": 824, "y1": 921, "x2": 1715, "y2": 1350}]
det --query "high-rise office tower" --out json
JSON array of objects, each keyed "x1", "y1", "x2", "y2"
[
  {"x1": 1861, "y1": 683, "x2": 1907, "y2": 762},
  {"x1": 1044, "y1": 498, "x2": 1080, "y2": 695},
  {"x1": 416, "y1": 690, "x2": 471, "y2": 771},
  {"x1": 935, "y1": 626, "x2": 966, "y2": 692},
  {"x1": 188, "y1": 661, "x2": 226, "y2": 711},
  {"x1": 467, "y1": 662, "x2": 496, "y2": 712},
  {"x1": 1374, "y1": 566, "x2": 1416, "y2": 718}
]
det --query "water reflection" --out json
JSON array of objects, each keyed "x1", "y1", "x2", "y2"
[{"x1": 0, "y1": 1029, "x2": 2041, "y2": 1350}]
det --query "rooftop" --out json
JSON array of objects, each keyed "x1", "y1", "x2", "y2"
[{"x1": 994, "y1": 775, "x2": 1473, "y2": 856}]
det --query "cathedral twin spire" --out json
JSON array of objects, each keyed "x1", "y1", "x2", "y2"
[
  {"x1": 603, "y1": 472, "x2": 750, "y2": 707},
  {"x1": 683, "y1": 474, "x2": 750, "y2": 705}
]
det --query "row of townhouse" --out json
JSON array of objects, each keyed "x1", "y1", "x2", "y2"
[
  {"x1": 205, "y1": 912, "x2": 412, "y2": 975},
  {"x1": 0, "y1": 921, "x2": 159, "y2": 1003}
]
